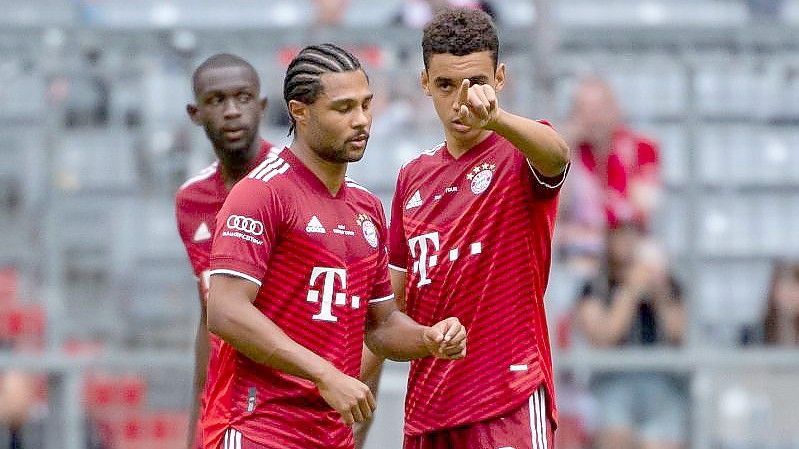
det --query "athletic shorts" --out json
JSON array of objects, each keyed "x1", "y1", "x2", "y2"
[{"x1": 404, "y1": 386, "x2": 554, "y2": 449}]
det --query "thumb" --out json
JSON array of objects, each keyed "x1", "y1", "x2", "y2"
[{"x1": 425, "y1": 326, "x2": 444, "y2": 344}]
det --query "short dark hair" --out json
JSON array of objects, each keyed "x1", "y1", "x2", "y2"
[
  {"x1": 422, "y1": 7, "x2": 499, "y2": 70},
  {"x1": 192, "y1": 53, "x2": 258, "y2": 97},
  {"x1": 283, "y1": 43, "x2": 362, "y2": 135}
]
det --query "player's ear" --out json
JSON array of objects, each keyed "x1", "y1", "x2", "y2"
[
  {"x1": 287, "y1": 99, "x2": 308, "y2": 128},
  {"x1": 494, "y1": 63, "x2": 505, "y2": 92},
  {"x1": 186, "y1": 103, "x2": 201, "y2": 125},
  {"x1": 259, "y1": 96, "x2": 268, "y2": 112},
  {"x1": 420, "y1": 70, "x2": 431, "y2": 97},
  {"x1": 494, "y1": 63, "x2": 506, "y2": 93}
]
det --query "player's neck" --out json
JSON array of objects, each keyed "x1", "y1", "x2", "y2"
[
  {"x1": 290, "y1": 140, "x2": 346, "y2": 196},
  {"x1": 445, "y1": 129, "x2": 493, "y2": 160},
  {"x1": 217, "y1": 138, "x2": 262, "y2": 190}
]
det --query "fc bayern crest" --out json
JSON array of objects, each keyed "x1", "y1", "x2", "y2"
[
  {"x1": 466, "y1": 162, "x2": 496, "y2": 195},
  {"x1": 356, "y1": 214, "x2": 379, "y2": 248}
]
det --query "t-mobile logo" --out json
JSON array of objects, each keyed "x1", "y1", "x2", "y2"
[
  {"x1": 306, "y1": 267, "x2": 360, "y2": 322},
  {"x1": 408, "y1": 232, "x2": 482, "y2": 288}
]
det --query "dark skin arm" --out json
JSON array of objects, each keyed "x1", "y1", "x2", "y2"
[{"x1": 186, "y1": 282, "x2": 210, "y2": 449}]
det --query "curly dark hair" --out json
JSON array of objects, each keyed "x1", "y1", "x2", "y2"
[{"x1": 421, "y1": 7, "x2": 499, "y2": 70}]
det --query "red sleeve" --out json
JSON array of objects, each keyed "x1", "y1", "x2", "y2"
[
  {"x1": 369, "y1": 202, "x2": 394, "y2": 304},
  {"x1": 388, "y1": 170, "x2": 409, "y2": 272},
  {"x1": 526, "y1": 120, "x2": 569, "y2": 200},
  {"x1": 636, "y1": 139, "x2": 660, "y2": 182},
  {"x1": 174, "y1": 192, "x2": 205, "y2": 278},
  {"x1": 209, "y1": 180, "x2": 282, "y2": 286}
]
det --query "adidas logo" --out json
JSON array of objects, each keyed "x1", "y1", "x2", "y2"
[
  {"x1": 406, "y1": 190, "x2": 423, "y2": 209},
  {"x1": 193, "y1": 222, "x2": 212, "y2": 242},
  {"x1": 305, "y1": 215, "x2": 326, "y2": 234}
]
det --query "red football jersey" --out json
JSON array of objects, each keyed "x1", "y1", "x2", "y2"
[
  {"x1": 388, "y1": 130, "x2": 567, "y2": 436},
  {"x1": 204, "y1": 148, "x2": 393, "y2": 449},
  {"x1": 175, "y1": 140, "x2": 275, "y2": 421}
]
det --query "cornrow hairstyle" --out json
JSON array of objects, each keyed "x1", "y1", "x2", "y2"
[
  {"x1": 192, "y1": 53, "x2": 259, "y2": 98},
  {"x1": 283, "y1": 43, "x2": 362, "y2": 135},
  {"x1": 422, "y1": 7, "x2": 499, "y2": 70}
]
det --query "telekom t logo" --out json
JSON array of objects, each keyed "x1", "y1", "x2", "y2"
[
  {"x1": 306, "y1": 267, "x2": 360, "y2": 322},
  {"x1": 408, "y1": 231, "x2": 482, "y2": 288}
]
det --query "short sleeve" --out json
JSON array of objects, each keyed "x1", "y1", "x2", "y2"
[
  {"x1": 209, "y1": 180, "x2": 282, "y2": 287},
  {"x1": 388, "y1": 171, "x2": 409, "y2": 272},
  {"x1": 369, "y1": 202, "x2": 395, "y2": 305},
  {"x1": 174, "y1": 192, "x2": 212, "y2": 281}
]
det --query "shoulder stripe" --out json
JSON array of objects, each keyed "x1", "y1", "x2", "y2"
[
  {"x1": 250, "y1": 158, "x2": 287, "y2": 180},
  {"x1": 179, "y1": 161, "x2": 218, "y2": 190},
  {"x1": 400, "y1": 142, "x2": 444, "y2": 169},
  {"x1": 261, "y1": 161, "x2": 290, "y2": 183}
]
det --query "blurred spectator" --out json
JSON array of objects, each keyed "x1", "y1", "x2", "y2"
[
  {"x1": 575, "y1": 224, "x2": 687, "y2": 449},
  {"x1": 745, "y1": 260, "x2": 799, "y2": 345},
  {"x1": 63, "y1": 48, "x2": 110, "y2": 128},
  {"x1": 0, "y1": 371, "x2": 36, "y2": 449},
  {"x1": 558, "y1": 76, "x2": 662, "y2": 274},
  {"x1": 393, "y1": 0, "x2": 496, "y2": 28},
  {"x1": 314, "y1": 0, "x2": 350, "y2": 26}
]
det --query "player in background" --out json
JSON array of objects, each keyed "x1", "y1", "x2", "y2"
[
  {"x1": 175, "y1": 53, "x2": 274, "y2": 449},
  {"x1": 203, "y1": 43, "x2": 467, "y2": 449},
  {"x1": 386, "y1": 8, "x2": 570, "y2": 449}
]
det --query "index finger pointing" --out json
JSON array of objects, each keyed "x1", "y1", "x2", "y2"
[{"x1": 457, "y1": 79, "x2": 470, "y2": 105}]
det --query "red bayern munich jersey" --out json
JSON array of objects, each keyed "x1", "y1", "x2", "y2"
[
  {"x1": 388, "y1": 129, "x2": 567, "y2": 436},
  {"x1": 204, "y1": 147, "x2": 394, "y2": 449},
  {"x1": 175, "y1": 140, "x2": 275, "y2": 419}
]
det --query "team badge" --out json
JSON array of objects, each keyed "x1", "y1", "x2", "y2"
[
  {"x1": 357, "y1": 214, "x2": 379, "y2": 248},
  {"x1": 466, "y1": 162, "x2": 496, "y2": 195}
]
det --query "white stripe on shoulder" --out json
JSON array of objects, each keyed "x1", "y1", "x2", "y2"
[
  {"x1": 179, "y1": 161, "x2": 218, "y2": 190},
  {"x1": 368, "y1": 293, "x2": 395, "y2": 304},
  {"x1": 248, "y1": 158, "x2": 290, "y2": 184},
  {"x1": 400, "y1": 142, "x2": 445, "y2": 169},
  {"x1": 208, "y1": 269, "x2": 263, "y2": 287}
]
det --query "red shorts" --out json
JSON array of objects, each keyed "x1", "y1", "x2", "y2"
[{"x1": 404, "y1": 387, "x2": 554, "y2": 449}]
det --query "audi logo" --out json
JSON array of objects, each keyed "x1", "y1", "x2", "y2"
[{"x1": 226, "y1": 215, "x2": 264, "y2": 236}]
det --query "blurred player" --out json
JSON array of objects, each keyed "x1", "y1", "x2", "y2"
[
  {"x1": 175, "y1": 53, "x2": 275, "y2": 449},
  {"x1": 203, "y1": 43, "x2": 467, "y2": 449},
  {"x1": 386, "y1": 8, "x2": 570, "y2": 449}
]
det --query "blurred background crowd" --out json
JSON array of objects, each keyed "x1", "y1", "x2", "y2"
[{"x1": 0, "y1": 1, "x2": 798, "y2": 448}]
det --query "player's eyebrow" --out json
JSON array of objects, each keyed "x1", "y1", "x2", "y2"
[
  {"x1": 467, "y1": 75, "x2": 489, "y2": 85},
  {"x1": 329, "y1": 93, "x2": 373, "y2": 106}
]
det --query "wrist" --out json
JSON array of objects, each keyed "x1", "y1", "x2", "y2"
[
  {"x1": 485, "y1": 108, "x2": 507, "y2": 132},
  {"x1": 309, "y1": 359, "x2": 336, "y2": 385}
]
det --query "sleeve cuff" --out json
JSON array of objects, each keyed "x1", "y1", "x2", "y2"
[
  {"x1": 388, "y1": 264, "x2": 407, "y2": 273},
  {"x1": 528, "y1": 160, "x2": 569, "y2": 189},
  {"x1": 208, "y1": 269, "x2": 263, "y2": 287},
  {"x1": 368, "y1": 293, "x2": 395, "y2": 304}
]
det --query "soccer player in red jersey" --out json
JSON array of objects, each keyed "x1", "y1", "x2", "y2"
[
  {"x1": 203, "y1": 43, "x2": 467, "y2": 449},
  {"x1": 175, "y1": 53, "x2": 275, "y2": 449},
  {"x1": 386, "y1": 8, "x2": 570, "y2": 449}
]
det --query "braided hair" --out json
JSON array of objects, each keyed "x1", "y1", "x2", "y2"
[{"x1": 283, "y1": 43, "x2": 362, "y2": 135}]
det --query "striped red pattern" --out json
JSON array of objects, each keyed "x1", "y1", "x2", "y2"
[
  {"x1": 175, "y1": 140, "x2": 275, "y2": 441},
  {"x1": 389, "y1": 130, "x2": 565, "y2": 436},
  {"x1": 205, "y1": 148, "x2": 392, "y2": 449}
]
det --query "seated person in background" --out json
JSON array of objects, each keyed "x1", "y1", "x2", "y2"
[
  {"x1": 575, "y1": 223, "x2": 686, "y2": 449},
  {"x1": 756, "y1": 260, "x2": 799, "y2": 345},
  {"x1": 558, "y1": 76, "x2": 662, "y2": 275}
]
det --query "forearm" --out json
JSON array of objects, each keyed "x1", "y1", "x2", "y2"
[
  {"x1": 487, "y1": 110, "x2": 570, "y2": 176},
  {"x1": 366, "y1": 309, "x2": 430, "y2": 361},
  {"x1": 187, "y1": 310, "x2": 209, "y2": 447},
  {"x1": 208, "y1": 298, "x2": 334, "y2": 383},
  {"x1": 654, "y1": 301, "x2": 685, "y2": 345}
]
